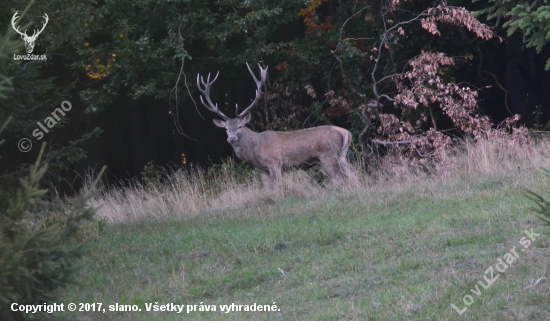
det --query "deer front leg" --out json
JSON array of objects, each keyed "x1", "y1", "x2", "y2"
[
  {"x1": 261, "y1": 167, "x2": 282, "y2": 191},
  {"x1": 261, "y1": 172, "x2": 272, "y2": 191}
]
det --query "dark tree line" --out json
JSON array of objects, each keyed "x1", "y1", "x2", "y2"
[{"x1": 0, "y1": 0, "x2": 548, "y2": 188}]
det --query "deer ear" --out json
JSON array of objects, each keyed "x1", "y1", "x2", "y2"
[
  {"x1": 240, "y1": 113, "x2": 252, "y2": 124},
  {"x1": 212, "y1": 119, "x2": 227, "y2": 128}
]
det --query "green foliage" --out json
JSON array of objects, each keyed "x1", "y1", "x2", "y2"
[
  {"x1": 0, "y1": 1, "x2": 22, "y2": 100},
  {"x1": 0, "y1": 117, "x2": 12, "y2": 147},
  {"x1": 0, "y1": 0, "x2": 529, "y2": 176},
  {"x1": 475, "y1": 0, "x2": 550, "y2": 69},
  {"x1": 532, "y1": 105, "x2": 550, "y2": 132},
  {"x1": 141, "y1": 160, "x2": 161, "y2": 189},
  {"x1": 2, "y1": 0, "x2": 503, "y2": 138},
  {"x1": 0, "y1": 14, "x2": 104, "y2": 316},
  {"x1": 17, "y1": 0, "x2": 308, "y2": 112},
  {"x1": 0, "y1": 143, "x2": 105, "y2": 321},
  {"x1": 0, "y1": 1, "x2": 100, "y2": 183},
  {"x1": 0, "y1": 1, "x2": 67, "y2": 130}
]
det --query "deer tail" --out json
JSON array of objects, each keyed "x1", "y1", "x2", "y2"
[{"x1": 340, "y1": 129, "x2": 352, "y2": 160}]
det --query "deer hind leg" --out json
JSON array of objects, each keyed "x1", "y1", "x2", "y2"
[
  {"x1": 261, "y1": 167, "x2": 282, "y2": 191},
  {"x1": 320, "y1": 154, "x2": 353, "y2": 186},
  {"x1": 337, "y1": 156, "x2": 351, "y2": 179},
  {"x1": 320, "y1": 156, "x2": 341, "y2": 180}
]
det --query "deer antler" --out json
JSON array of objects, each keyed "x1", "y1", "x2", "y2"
[
  {"x1": 196, "y1": 71, "x2": 229, "y2": 120},
  {"x1": 11, "y1": 11, "x2": 26, "y2": 37},
  {"x1": 11, "y1": 12, "x2": 49, "y2": 39},
  {"x1": 31, "y1": 13, "x2": 49, "y2": 38},
  {"x1": 237, "y1": 63, "x2": 268, "y2": 118}
]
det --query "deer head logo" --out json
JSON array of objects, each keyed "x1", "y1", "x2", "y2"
[{"x1": 11, "y1": 11, "x2": 49, "y2": 54}]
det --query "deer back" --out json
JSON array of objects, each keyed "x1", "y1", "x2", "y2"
[{"x1": 253, "y1": 126, "x2": 350, "y2": 169}]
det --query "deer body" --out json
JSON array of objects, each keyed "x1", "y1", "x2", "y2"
[
  {"x1": 197, "y1": 64, "x2": 352, "y2": 187},
  {"x1": 228, "y1": 125, "x2": 350, "y2": 176}
]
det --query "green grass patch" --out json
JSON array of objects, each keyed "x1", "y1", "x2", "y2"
[{"x1": 55, "y1": 171, "x2": 550, "y2": 321}]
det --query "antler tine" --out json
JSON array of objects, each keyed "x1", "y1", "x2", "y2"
[
  {"x1": 238, "y1": 63, "x2": 268, "y2": 118},
  {"x1": 196, "y1": 71, "x2": 229, "y2": 120},
  {"x1": 33, "y1": 13, "x2": 49, "y2": 37},
  {"x1": 11, "y1": 11, "x2": 26, "y2": 36}
]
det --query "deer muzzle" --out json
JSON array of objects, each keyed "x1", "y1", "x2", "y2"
[{"x1": 227, "y1": 136, "x2": 238, "y2": 143}]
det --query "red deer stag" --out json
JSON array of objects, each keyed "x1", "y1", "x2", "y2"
[{"x1": 197, "y1": 63, "x2": 352, "y2": 188}]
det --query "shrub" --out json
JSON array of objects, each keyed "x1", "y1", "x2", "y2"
[{"x1": 0, "y1": 143, "x2": 104, "y2": 321}]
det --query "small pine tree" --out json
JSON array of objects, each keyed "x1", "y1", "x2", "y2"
[
  {"x1": 525, "y1": 169, "x2": 550, "y2": 227},
  {"x1": 1, "y1": 10, "x2": 105, "y2": 318},
  {"x1": 476, "y1": 0, "x2": 550, "y2": 70},
  {"x1": 0, "y1": 142, "x2": 105, "y2": 321}
]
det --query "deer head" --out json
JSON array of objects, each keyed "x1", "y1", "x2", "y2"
[
  {"x1": 197, "y1": 63, "x2": 267, "y2": 144},
  {"x1": 11, "y1": 11, "x2": 49, "y2": 53}
]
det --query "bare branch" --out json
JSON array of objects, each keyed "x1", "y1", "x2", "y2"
[
  {"x1": 372, "y1": 139, "x2": 415, "y2": 145},
  {"x1": 168, "y1": 27, "x2": 199, "y2": 140},
  {"x1": 476, "y1": 43, "x2": 512, "y2": 116},
  {"x1": 334, "y1": 6, "x2": 369, "y2": 52},
  {"x1": 379, "y1": 94, "x2": 395, "y2": 102}
]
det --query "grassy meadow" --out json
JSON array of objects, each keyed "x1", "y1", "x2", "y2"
[{"x1": 57, "y1": 138, "x2": 550, "y2": 321}]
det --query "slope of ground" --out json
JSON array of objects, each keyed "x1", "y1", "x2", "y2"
[{"x1": 58, "y1": 139, "x2": 550, "y2": 320}]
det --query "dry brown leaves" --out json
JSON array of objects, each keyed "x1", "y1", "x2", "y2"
[
  {"x1": 378, "y1": 51, "x2": 530, "y2": 169},
  {"x1": 421, "y1": 5, "x2": 500, "y2": 41}
]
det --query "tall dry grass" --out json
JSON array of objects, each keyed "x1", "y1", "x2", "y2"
[
  {"x1": 89, "y1": 137, "x2": 550, "y2": 223},
  {"x1": 88, "y1": 159, "x2": 336, "y2": 222}
]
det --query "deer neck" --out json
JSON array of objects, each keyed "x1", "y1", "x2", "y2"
[{"x1": 230, "y1": 127, "x2": 260, "y2": 163}]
